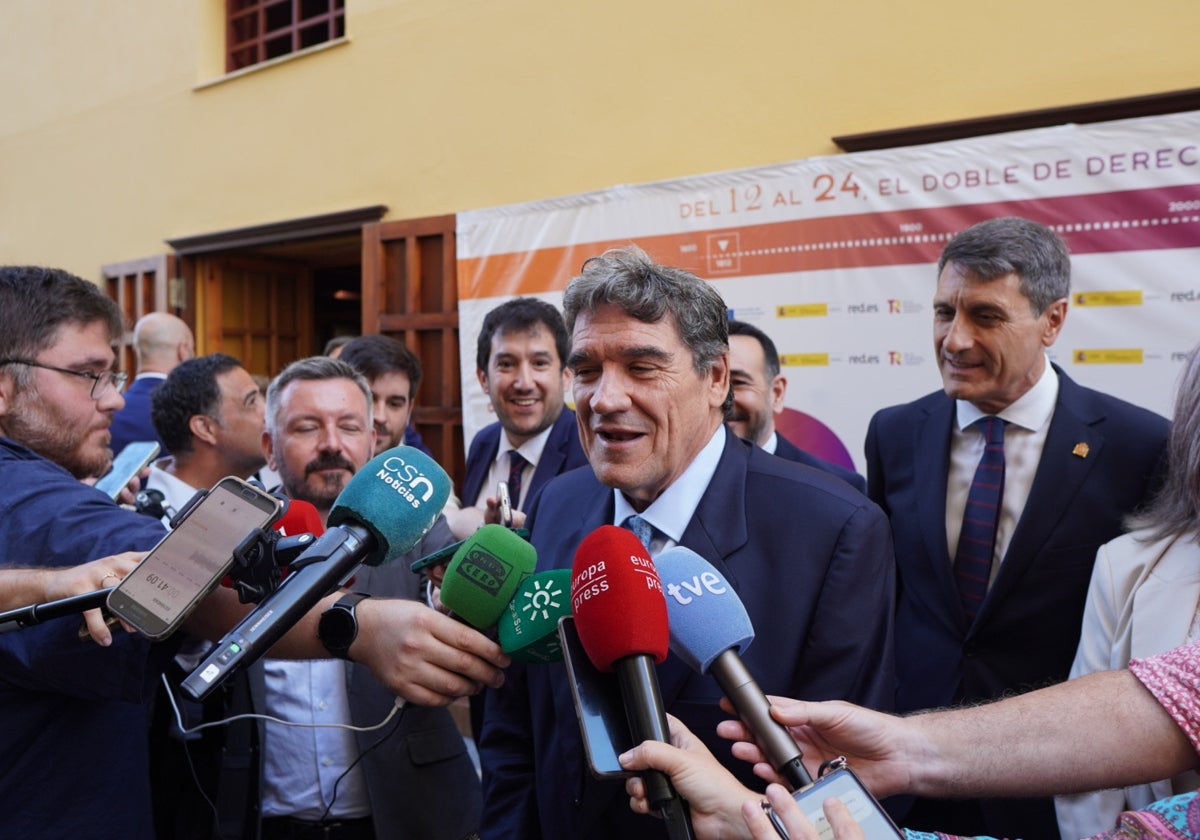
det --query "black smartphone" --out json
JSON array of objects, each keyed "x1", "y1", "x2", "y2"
[
  {"x1": 766, "y1": 763, "x2": 903, "y2": 840},
  {"x1": 94, "y1": 441, "x2": 160, "y2": 499},
  {"x1": 106, "y1": 476, "x2": 283, "y2": 639},
  {"x1": 558, "y1": 615, "x2": 635, "y2": 778}
]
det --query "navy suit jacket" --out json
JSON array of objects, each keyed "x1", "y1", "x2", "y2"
[
  {"x1": 772, "y1": 432, "x2": 867, "y2": 493},
  {"x1": 460, "y1": 407, "x2": 587, "y2": 510},
  {"x1": 109, "y1": 376, "x2": 167, "y2": 457},
  {"x1": 479, "y1": 432, "x2": 896, "y2": 840},
  {"x1": 866, "y1": 367, "x2": 1168, "y2": 837}
]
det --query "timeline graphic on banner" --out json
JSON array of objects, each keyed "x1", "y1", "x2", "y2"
[{"x1": 457, "y1": 111, "x2": 1200, "y2": 471}]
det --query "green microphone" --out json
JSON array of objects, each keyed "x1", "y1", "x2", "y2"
[
  {"x1": 497, "y1": 569, "x2": 571, "y2": 662},
  {"x1": 439, "y1": 524, "x2": 536, "y2": 629}
]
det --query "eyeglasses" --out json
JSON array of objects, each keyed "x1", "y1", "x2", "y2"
[{"x1": 0, "y1": 358, "x2": 128, "y2": 400}]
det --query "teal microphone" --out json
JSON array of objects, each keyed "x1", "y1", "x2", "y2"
[{"x1": 497, "y1": 569, "x2": 571, "y2": 662}]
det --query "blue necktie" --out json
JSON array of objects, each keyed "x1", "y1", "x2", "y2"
[
  {"x1": 506, "y1": 451, "x2": 529, "y2": 510},
  {"x1": 954, "y1": 416, "x2": 1006, "y2": 621},
  {"x1": 623, "y1": 514, "x2": 654, "y2": 552}
]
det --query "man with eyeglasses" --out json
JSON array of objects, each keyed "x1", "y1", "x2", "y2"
[{"x1": 0, "y1": 266, "x2": 509, "y2": 840}]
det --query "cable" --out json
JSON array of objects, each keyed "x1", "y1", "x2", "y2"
[
  {"x1": 317, "y1": 704, "x2": 406, "y2": 823},
  {"x1": 161, "y1": 672, "x2": 406, "y2": 736}
]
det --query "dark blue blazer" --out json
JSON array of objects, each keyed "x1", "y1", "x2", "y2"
[
  {"x1": 772, "y1": 431, "x2": 867, "y2": 493},
  {"x1": 109, "y1": 376, "x2": 167, "y2": 457},
  {"x1": 460, "y1": 408, "x2": 587, "y2": 510},
  {"x1": 865, "y1": 366, "x2": 1168, "y2": 837},
  {"x1": 479, "y1": 432, "x2": 896, "y2": 840}
]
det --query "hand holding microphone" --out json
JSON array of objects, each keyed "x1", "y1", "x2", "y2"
[
  {"x1": 183, "y1": 446, "x2": 511, "y2": 704},
  {"x1": 655, "y1": 546, "x2": 813, "y2": 790},
  {"x1": 571, "y1": 525, "x2": 695, "y2": 839}
]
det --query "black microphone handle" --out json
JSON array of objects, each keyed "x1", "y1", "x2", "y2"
[
  {"x1": 180, "y1": 524, "x2": 372, "y2": 701},
  {"x1": 709, "y1": 649, "x2": 812, "y2": 789},
  {"x1": 0, "y1": 587, "x2": 113, "y2": 632}
]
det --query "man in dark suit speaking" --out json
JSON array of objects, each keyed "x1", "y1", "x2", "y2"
[
  {"x1": 866, "y1": 216, "x2": 1169, "y2": 839},
  {"x1": 479, "y1": 246, "x2": 896, "y2": 839}
]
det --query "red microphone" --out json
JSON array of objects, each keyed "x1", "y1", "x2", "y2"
[
  {"x1": 571, "y1": 526, "x2": 692, "y2": 836},
  {"x1": 273, "y1": 498, "x2": 324, "y2": 539}
]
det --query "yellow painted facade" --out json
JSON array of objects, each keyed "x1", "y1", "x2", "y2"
[{"x1": 2, "y1": 0, "x2": 1198, "y2": 277}]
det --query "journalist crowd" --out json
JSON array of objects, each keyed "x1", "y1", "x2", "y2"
[{"x1": 3, "y1": 216, "x2": 1198, "y2": 840}]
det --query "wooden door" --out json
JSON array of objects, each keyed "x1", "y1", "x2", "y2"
[
  {"x1": 194, "y1": 255, "x2": 313, "y2": 377},
  {"x1": 361, "y1": 214, "x2": 463, "y2": 486},
  {"x1": 102, "y1": 254, "x2": 180, "y2": 372}
]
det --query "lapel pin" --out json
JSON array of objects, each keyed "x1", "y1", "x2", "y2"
[{"x1": 1072, "y1": 442, "x2": 1090, "y2": 458}]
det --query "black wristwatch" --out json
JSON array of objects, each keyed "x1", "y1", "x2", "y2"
[{"x1": 317, "y1": 592, "x2": 370, "y2": 660}]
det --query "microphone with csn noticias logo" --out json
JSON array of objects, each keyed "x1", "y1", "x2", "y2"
[
  {"x1": 571, "y1": 525, "x2": 695, "y2": 840},
  {"x1": 655, "y1": 546, "x2": 813, "y2": 789},
  {"x1": 180, "y1": 446, "x2": 451, "y2": 701}
]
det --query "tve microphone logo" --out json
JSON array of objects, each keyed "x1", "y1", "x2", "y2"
[{"x1": 663, "y1": 569, "x2": 727, "y2": 605}]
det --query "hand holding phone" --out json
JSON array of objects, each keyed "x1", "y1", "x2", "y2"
[
  {"x1": 94, "y1": 441, "x2": 160, "y2": 500},
  {"x1": 497, "y1": 481, "x2": 513, "y2": 528},
  {"x1": 765, "y1": 760, "x2": 903, "y2": 840},
  {"x1": 106, "y1": 476, "x2": 282, "y2": 639}
]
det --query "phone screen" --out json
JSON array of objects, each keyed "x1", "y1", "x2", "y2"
[
  {"x1": 107, "y1": 477, "x2": 281, "y2": 639},
  {"x1": 558, "y1": 615, "x2": 635, "y2": 778},
  {"x1": 770, "y1": 768, "x2": 903, "y2": 840},
  {"x1": 94, "y1": 441, "x2": 160, "y2": 499}
]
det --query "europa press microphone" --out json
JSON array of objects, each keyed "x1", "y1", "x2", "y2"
[
  {"x1": 655, "y1": 546, "x2": 813, "y2": 789},
  {"x1": 181, "y1": 446, "x2": 451, "y2": 701},
  {"x1": 571, "y1": 525, "x2": 695, "y2": 840}
]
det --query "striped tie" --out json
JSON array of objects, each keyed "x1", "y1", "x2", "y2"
[
  {"x1": 953, "y1": 416, "x2": 1006, "y2": 622},
  {"x1": 506, "y1": 450, "x2": 529, "y2": 510}
]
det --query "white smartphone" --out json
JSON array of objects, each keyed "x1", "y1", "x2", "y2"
[
  {"x1": 106, "y1": 476, "x2": 282, "y2": 639},
  {"x1": 94, "y1": 441, "x2": 160, "y2": 499},
  {"x1": 497, "y1": 480, "x2": 513, "y2": 527},
  {"x1": 766, "y1": 763, "x2": 903, "y2": 840}
]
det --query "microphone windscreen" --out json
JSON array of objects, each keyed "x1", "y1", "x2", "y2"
[
  {"x1": 654, "y1": 546, "x2": 754, "y2": 673},
  {"x1": 273, "y1": 498, "x2": 325, "y2": 538},
  {"x1": 327, "y1": 446, "x2": 451, "y2": 566},
  {"x1": 570, "y1": 525, "x2": 669, "y2": 672},
  {"x1": 497, "y1": 569, "x2": 571, "y2": 662},
  {"x1": 440, "y1": 524, "x2": 536, "y2": 628}
]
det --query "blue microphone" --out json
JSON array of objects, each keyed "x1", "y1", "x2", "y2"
[{"x1": 655, "y1": 546, "x2": 812, "y2": 789}]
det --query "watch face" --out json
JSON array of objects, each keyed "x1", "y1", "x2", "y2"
[{"x1": 319, "y1": 596, "x2": 363, "y2": 658}]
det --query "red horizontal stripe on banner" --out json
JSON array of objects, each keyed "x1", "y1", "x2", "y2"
[{"x1": 458, "y1": 185, "x2": 1200, "y2": 300}]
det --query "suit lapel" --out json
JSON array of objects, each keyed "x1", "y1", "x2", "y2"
[
  {"x1": 657, "y1": 436, "x2": 750, "y2": 710},
  {"x1": 914, "y1": 398, "x2": 965, "y2": 623},
  {"x1": 984, "y1": 373, "x2": 1103, "y2": 615},
  {"x1": 530, "y1": 410, "x2": 574, "y2": 496}
]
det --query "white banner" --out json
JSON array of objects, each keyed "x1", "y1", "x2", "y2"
[{"x1": 458, "y1": 112, "x2": 1200, "y2": 472}]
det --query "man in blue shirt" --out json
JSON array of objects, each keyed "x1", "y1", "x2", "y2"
[{"x1": 0, "y1": 266, "x2": 508, "y2": 839}]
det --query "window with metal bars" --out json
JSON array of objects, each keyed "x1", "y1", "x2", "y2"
[{"x1": 226, "y1": 0, "x2": 344, "y2": 73}]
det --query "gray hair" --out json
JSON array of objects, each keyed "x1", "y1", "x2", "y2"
[
  {"x1": 563, "y1": 245, "x2": 729, "y2": 377},
  {"x1": 1128, "y1": 345, "x2": 1200, "y2": 542},
  {"x1": 938, "y1": 217, "x2": 1071, "y2": 315},
  {"x1": 264, "y1": 356, "x2": 373, "y2": 440}
]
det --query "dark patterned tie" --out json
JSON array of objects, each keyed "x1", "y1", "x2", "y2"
[
  {"x1": 506, "y1": 450, "x2": 529, "y2": 510},
  {"x1": 953, "y1": 416, "x2": 1006, "y2": 622},
  {"x1": 622, "y1": 515, "x2": 654, "y2": 552}
]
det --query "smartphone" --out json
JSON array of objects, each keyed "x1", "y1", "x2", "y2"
[
  {"x1": 106, "y1": 476, "x2": 283, "y2": 639},
  {"x1": 559, "y1": 615, "x2": 635, "y2": 778},
  {"x1": 766, "y1": 763, "x2": 903, "y2": 840},
  {"x1": 497, "y1": 480, "x2": 513, "y2": 527},
  {"x1": 94, "y1": 441, "x2": 160, "y2": 499}
]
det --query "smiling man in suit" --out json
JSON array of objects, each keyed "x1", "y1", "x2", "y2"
[
  {"x1": 479, "y1": 246, "x2": 895, "y2": 840},
  {"x1": 866, "y1": 216, "x2": 1170, "y2": 839},
  {"x1": 462, "y1": 297, "x2": 588, "y2": 521}
]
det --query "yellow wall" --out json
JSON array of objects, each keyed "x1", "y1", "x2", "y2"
[{"x1": 2, "y1": 0, "x2": 1197, "y2": 276}]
